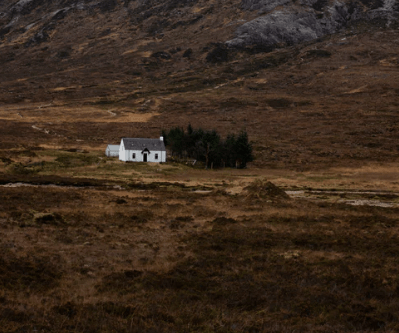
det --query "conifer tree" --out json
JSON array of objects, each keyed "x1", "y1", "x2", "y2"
[
  {"x1": 163, "y1": 126, "x2": 253, "y2": 168},
  {"x1": 234, "y1": 130, "x2": 253, "y2": 168},
  {"x1": 167, "y1": 127, "x2": 185, "y2": 158}
]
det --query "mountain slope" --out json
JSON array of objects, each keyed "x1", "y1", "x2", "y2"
[{"x1": 0, "y1": 0, "x2": 399, "y2": 169}]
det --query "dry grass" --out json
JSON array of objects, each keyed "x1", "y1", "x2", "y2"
[
  {"x1": 2, "y1": 28, "x2": 399, "y2": 171},
  {"x1": 1, "y1": 154, "x2": 399, "y2": 331},
  {"x1": 0, "y1": 104, "x2": 159, "y2": 123},
  {"x1": 1, "y1": 13, "x2": 399, "y2": 331}
]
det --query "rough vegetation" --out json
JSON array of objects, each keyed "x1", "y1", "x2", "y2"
[
  {"x1": 1, "y1": 0, "x2": 399, "y2": 331},
  {"x1": 0, "y1": 155, "x2": 399, "y2": 332},
  {"x1": 243, "y1": 179, "x2": 290, "y2": 200},
  {"x1": 1, "y1": 0, "x2": 399, "y2": 170}
]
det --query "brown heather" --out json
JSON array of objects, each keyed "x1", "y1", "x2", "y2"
[
  {"x1": 1, "y1": 2, "x2": 399, "y2": 331},
  {"x1": 0, "y1": 154, "x2": 399, "y2": 332}
]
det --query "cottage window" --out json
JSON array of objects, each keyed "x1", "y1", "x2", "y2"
[
  {"x1": 155, "y1": 153, "x2": 158, "y2": 160},
  {"x1": 132, "y1": 153, "x2": 136, "y2": 159}
]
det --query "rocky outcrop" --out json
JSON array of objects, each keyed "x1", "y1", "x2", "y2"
[
  {"x1": 0, "y1": 0, "x2": 397, "y2": 58},
  {"x1": 241, "y1": 0, "x2": 292, "y2": 14},
  {"x1": 227, "y1": 0, "x2": 398, "y2": 50}
]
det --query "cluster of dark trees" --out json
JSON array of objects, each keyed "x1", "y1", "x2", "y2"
[{"x1": 162, "y1": 125, "x2": 253, "y2": 169}]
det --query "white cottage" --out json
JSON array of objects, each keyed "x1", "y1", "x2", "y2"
[
  {"x1": 119, "y1": 137, "x2": 166, "y2": 163},
  {"x1": 105, "y1": 144, "x2": 120, "y2": 157}
]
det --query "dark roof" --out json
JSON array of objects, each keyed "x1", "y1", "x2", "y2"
[{"x1": 122, "y1": 138, "x2": 166, "y2": 152}]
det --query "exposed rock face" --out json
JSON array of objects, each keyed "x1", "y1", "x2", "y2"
[
  {"x1": 1, "y1": 0, "x2": 397, "y2": 54},
  {"x1": 241, "y1": 0, "x2": 292, "y2": 13},
  {"x1": 227, "y1": 0, "x2": 399, "y2": 50}
]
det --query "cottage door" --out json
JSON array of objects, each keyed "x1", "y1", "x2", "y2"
[{"x1": 143, "y1": 153, "x2": 147, "y2": 162}]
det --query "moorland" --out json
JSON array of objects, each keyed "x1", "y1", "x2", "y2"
[{"x1": 1, "y1": 147, "x2": 399, "y2": 332}]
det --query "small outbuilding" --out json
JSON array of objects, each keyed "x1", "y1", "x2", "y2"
[
  {"x1": 105, "y1": 144, "x2": 120, "y2": 157},
  {"x1": 119, "y1": 137, "x2": 166, "y2": 163}
]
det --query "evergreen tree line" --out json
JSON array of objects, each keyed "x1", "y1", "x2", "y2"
[{"x1": 162, "y1": 125, "x2": 254, "y2": 168}]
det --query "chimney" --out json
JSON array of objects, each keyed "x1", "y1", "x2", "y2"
[{"x1": 160, "y1": 136, "x2": 164, "y2": 141}]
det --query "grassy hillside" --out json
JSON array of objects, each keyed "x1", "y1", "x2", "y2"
[{"x1": 0, "y1": 1, "x2": 398, "y2": 169}]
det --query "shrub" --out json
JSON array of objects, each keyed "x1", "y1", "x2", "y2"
[{"x1": 163, "y1": 125, "x2": 253, "y2": 168}]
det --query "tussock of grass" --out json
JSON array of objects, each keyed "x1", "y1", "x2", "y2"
[
  {"x1": 93, "y1": 213, "x2": 399, "y2": 331},
  {"x1": 1, "y1": 156, "x2": 399, "y2": 332},
  {"x1": 33, "y1": 212, "x2": 65, "y2": 225},
  {"x1": 0, "y1": 251, "x2": 61, "y2": 291},
  {"x1": 243, "y1": 179, "x2": 290, "y2": 201}
]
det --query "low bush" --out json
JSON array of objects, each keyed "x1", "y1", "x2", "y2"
[{"x1": 0, "y1": 251, "x2": 61, "y2": 291}]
